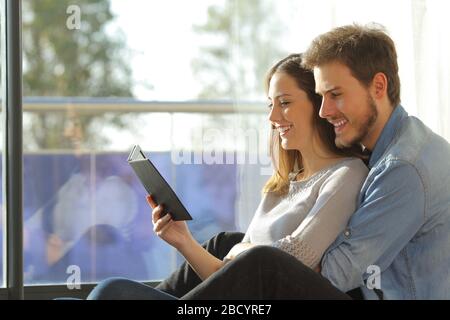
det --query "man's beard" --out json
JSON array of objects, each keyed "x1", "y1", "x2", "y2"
[{"x1": 336, "y1": 94, "x2": 378, "y2": 148}]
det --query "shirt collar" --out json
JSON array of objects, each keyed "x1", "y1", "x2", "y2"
[{"x1": 368, "y1": 105, "x2": 407, "y2": 168}]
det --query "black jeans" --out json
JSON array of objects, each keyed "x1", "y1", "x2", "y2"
[{"x1": 89, "y1": 232, "x2": 352, "y2": 299}]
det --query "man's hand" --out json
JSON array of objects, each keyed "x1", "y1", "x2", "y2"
[{"x1": 313, "y1": 264, "x2": 322, "y2": 273}]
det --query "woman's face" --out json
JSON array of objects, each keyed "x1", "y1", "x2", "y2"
[{"x1": 267, "y1": 72, "x2": 315, "y2": 151}]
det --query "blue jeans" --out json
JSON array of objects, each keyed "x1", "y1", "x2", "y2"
[
  {"x1": 87, "y1": 277, "x2": 177, "y2": 300},
  {"x1": 88, "y1": 232, "x2": 351, "y2": 300},
  {"x1": 88, "y1": 231, "x2": 243, "y2": 300}
]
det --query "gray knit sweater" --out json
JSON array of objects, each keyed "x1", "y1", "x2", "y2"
[{"x1": 242, "y1": 158, "x2": 368, "y2": 269}]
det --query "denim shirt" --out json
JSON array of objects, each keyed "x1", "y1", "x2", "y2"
[{"x1": 321, "y1": 105, "x2": 450, "y2": 299}]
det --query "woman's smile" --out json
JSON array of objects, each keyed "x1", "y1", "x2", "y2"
[{"x1": 275, "y1": 124, "x2": 293, "y2": 137}]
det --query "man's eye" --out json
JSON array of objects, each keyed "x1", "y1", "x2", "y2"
[
  {"x1": 280, "y1": 101, "x2": 290, "y2": 107},
  {"x1": 331, "y1": 92, "x2": 341, "y2": 98}
]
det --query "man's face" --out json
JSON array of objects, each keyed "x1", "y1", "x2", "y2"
[{"x1": 314, "y1": 61, "x2": 378, "y2": 149}]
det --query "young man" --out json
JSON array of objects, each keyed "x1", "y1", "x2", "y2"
[{"x1": 301, "y1": 23, "x2": 450, "y2": 299}]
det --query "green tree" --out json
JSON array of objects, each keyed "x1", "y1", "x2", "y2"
[
  {"x1": 192, "y1": 0, "x2": 285, "y2": 101},
  {"x1": 191, "y1": 0, "x2": 286, "y2": 154},
  {"x1": 22, "y1": 0, "x2": 133, "y2": 150}
]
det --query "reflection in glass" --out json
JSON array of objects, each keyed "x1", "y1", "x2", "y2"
[{"x1": 20, "y1": 0, "x2": 296, "y2": 285}]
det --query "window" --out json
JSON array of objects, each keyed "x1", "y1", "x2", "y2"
[
  {"x1": 0, "y1": 0, "x2": 446, "y2": 297},
  {"x1": 21, "y1": 0, "x2": 274, "y2": 285},
  {"x1": 21, "y1": 0, "x2": 450, "y2": 287}
]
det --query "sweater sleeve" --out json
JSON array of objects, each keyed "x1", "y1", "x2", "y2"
[{"x1": 272, "y1": 160, "x2": 368, "y2": 269}]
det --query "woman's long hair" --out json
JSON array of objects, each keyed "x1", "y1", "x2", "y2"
[{"x1": 262, "y1": 54, "x2": 366, "y2": 196}]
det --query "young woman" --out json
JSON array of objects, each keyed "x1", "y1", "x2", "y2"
[{"x1": 87, "y1": 54, "x2": 368, "y2": 300}]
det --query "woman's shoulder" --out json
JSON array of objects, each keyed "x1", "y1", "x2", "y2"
[
  {"x1": 327, "y1": 157, "x2": 369, "y2": 180},
  {"x1": 339, "y1": 157, "x2": 369, "y2": 170},
  {"x1": 318, "y1": 157, "x2": 369, "y2": 192}
]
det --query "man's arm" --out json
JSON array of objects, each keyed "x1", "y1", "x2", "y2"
[{"x1": 320, "y1": 162, "x2": 425, "y2": 292}]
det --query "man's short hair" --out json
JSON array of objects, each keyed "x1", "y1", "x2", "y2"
[{"x1": 302, "y1": 23, "x2": 401, "y2": 107}]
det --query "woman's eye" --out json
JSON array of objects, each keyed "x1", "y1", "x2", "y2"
[
  {"x1": 267, "y1": 103, "x2": 273, "y2": 109},
  {"x1": 280, "y1": 101, "x2": 290, "y2": 107}
]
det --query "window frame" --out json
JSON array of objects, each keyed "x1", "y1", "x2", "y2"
[
  {"x1": 0, "y1": 0, "x2": 263, "y2": 299},
  {"x1": 22, "y1": 281, "x2": 161, "y2": 300},
  {"x1": 1, "y1": 0, "x2": 24, "y2": 300},
  {"x1": 0, "y1": 1, "x2": 180, "y2": 299}
]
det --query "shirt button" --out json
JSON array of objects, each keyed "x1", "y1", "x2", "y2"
[{"x1": 344, "y1": 229, "x2": 351, "y2": 238}]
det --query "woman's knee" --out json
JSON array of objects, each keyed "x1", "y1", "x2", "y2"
[
  {"x1": 87, "y1": 277, "x2": 134, "y2": 300},
  {"x1": 236, "y1": 245, "x2": 285, "y2": 264},
  {"x1": 202, "y1": 231, "x2": 245, "y2": 251},
  {"x1": 209, "y1": 231, "x2": 245, "y2": 242},
  {"x1": 237, "y1": 245, "x2": 307, "y2": 269}
]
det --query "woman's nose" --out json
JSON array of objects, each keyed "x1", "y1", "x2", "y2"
[{"x1": 268, "y1": 103, "x2": 283, "y2": 123}]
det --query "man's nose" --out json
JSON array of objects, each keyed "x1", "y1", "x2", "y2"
[{"x1": 319, "y1": 97, "x2": 335, "y2": 119}]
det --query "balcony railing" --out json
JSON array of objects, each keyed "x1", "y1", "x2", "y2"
[
  {"x1": 6, "y1": 97, "x2": 270, "y2": 285},
  {"x1": 21, "y1": 97, "x2": 267, "y2": 114}
]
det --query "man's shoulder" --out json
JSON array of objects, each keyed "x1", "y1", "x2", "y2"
[
  {"x1": 368, "y1": 115, "x2": 450, "y2": 196},
  {"x1": 390, "y1": 116, "x2": 432, "y2": 160},
  {"x1": 377, "y1": 115, "x2": 450, "y2": 168}
]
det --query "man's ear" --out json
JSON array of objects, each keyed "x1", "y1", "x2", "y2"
[{"x1": 372, "y1": 72, "x2": 388, "y2": 99}]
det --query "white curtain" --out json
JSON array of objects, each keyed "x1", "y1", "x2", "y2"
[
  {"x1": 236, "y1": 0, "x2": 450, "y2": 230},
  {"x1": 410, "y1": 0, "x2": 450, "y2": 141},
  {"x1": 279, "y1": 0, "x2": 450, "y2": 141}
]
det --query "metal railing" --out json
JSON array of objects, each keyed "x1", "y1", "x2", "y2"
[
  {"x1": 20, "y1": 97, "x2": 267, "y2": 114},
  {"x1": 13, "y1": 97, "x2": 270, "y2": 293}
]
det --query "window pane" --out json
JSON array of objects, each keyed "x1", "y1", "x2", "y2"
[
  {"x1": 22, "y1": 0, "x2": 450, "y2": 287},
  {"x1": 22, "y1": 0, "x2": 273, "y2": 285}
]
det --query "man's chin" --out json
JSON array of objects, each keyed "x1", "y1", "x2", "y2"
[{"x1": 335, "y1": 136, "x2": 354, "y2": 149}]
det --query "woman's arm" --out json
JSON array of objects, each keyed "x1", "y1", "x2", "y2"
[
  {"x1": 177, "y1": 238, "x2": 224, "y2": 281},
  {"x1": 147, "y1": 195, "x2": 224, "y2": 281}
]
